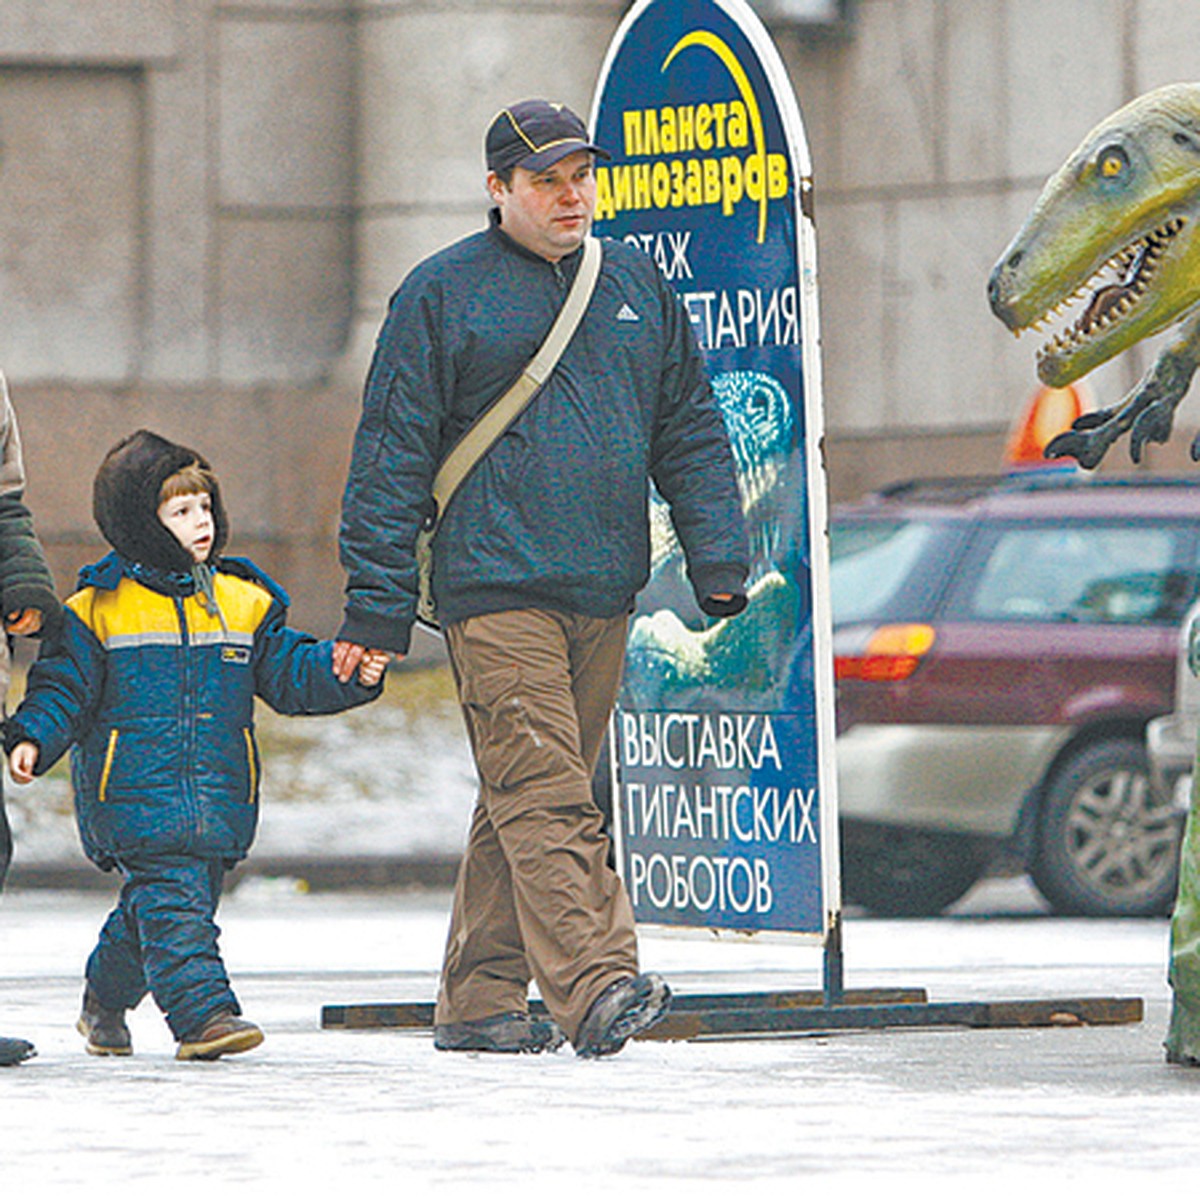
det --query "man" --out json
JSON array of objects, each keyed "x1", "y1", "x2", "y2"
[{"x1": 334, "y1": 99, "x2": 749, "y2": 1057}]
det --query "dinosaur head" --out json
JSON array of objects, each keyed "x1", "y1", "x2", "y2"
[{"x1": 988, "y1": 83, "x2": 1200, "y2": 387}]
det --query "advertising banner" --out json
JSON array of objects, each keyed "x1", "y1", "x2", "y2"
[{"x1": 591, "y1": 0, "x2": 838, "y2": 937}]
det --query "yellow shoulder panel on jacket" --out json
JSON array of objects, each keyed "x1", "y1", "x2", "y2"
[
  {"x1": 185, "y1": 572, "x2": 275, "y2": 640},
  {"x1": 66, "y1": 573, "x2": 275, "y2": 650},
  {"x1": 66, "y1": 578, "x2": 182, "y2": 649}
]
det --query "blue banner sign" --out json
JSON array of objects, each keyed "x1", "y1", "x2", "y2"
[{"x1": 591, "y1": 0, "x2": 838, "y2": 937}]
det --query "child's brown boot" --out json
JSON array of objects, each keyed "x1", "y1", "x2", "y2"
[
  {"x1": 76, "y1": 986, "x2": 132, "y2": 1057},
  {"x1": 176, "y1": 1011, "x2": 263, "y2": 1061}
]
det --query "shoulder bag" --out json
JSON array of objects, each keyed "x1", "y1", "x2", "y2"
[{"x1": 415, "y1": 235, "x2": 602, "y2": 630}]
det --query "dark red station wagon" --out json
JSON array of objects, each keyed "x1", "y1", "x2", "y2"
[{"x1": 830, "y1": 473, "x2": 1200, "y2": 917}]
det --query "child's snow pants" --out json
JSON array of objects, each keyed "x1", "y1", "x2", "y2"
[{"x1": 85, "y1": 853, "x2": 241, "y2": 1042}]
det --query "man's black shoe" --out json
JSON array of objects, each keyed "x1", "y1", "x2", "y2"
[
  {"x1": 574, "y1": 972, "x2": 671, "y2": 1058},
  {"x1": 434, "y1": 1011, "x2": 566, "y2": 1054},
  {"x1": 0, "y1": 1036, "x2": 35, "y2": 1066}
]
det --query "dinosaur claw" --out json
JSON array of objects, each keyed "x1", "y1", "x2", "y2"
[
  {"x1": 1129, "y1": 420, "x2": 1148, "y2": 464},
  {"x1": 1130, "y1": 400, "x2": 1177, "y2": 463},
  {"x1": 1071, "y1": 408, "x2": 1114, "y2": 432},
  {"x1": 1044, "y1": 430, "x2": 1103, "y2": 470}
]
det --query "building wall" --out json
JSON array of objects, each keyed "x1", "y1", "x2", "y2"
[
  {"x1": 777, "y1": 0, "x2": 1200, "y2": 495},
  {"x1": 1, "y1": 0, "x2": 1197, "y2": 640}
]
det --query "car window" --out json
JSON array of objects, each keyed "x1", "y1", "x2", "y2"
[
  {"x1": 830, "y1": 520, "x2": 937, "y2": 624},
  {"x1": 950, "y1": 524, "x2": 1195, "y2": 624}
]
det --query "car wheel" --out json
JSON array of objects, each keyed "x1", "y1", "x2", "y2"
[
  {"x1": 841, "y1": 825, "x2": 987, "y2": 917},
  {"x1": 1030, "y1": 736, "x2": 1182, "y2": 917}
]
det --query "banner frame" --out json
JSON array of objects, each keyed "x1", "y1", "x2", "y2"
[{"x1": 590, "y1": 0, "x2": 842, "y2": 950}]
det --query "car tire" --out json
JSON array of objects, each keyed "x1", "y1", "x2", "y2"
[
  {"x1": 1030, "y1": 736, "x2": 1181, "y2": 917},
  {"x1": 841, "y1": 825, "x2": 987, "y2": 917}
]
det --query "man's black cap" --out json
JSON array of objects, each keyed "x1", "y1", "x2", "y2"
[{"x1": 485, "y1": 99, "x2": 608, "y2": 174}]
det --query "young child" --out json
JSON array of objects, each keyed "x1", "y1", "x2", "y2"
[
  {"x1": 0, "y1": 370, "x2": 62, "y2": 1067},
  {"x1": 4, "y1": 430, "x2": 387, "y2": 1061}
]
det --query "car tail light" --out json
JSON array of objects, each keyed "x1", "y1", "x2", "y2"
[{"x1": 833, "y1": 623, "x2": 937, "y2": 682}]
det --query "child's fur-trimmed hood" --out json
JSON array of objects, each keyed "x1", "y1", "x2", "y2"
[{"x1": 93, "y1": 430, "x2": 229, "y2": 572}]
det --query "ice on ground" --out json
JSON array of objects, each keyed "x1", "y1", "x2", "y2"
[{"x1": 0, "y1": 882, "x2": 1193, "y2": 1194}]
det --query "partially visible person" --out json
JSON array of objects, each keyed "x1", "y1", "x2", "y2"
[
  {"x1": 5, "y1": 430, "x2": 384, "y2": 1062},
  {"x1": 0, "y1": 370, "x2": 62, "y2": 1067},
  {"x1": 1169, "y1": 800, "x2": 1200, "y2": 1066},
  {"x1": 1168, "y1": 621, "x2": 1200, "y2": 1067},
  {"x1": 335, "y1": 100, "x2": 749, "y2": 1057}
]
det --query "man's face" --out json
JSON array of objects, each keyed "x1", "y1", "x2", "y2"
[
  {"x1": 158, "y1": 490, "x2": 214, "y2": 564},
  {"x1": 489, "y1": 150, "x2": 597, "y2": 262}
]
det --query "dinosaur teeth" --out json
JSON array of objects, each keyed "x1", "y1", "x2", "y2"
[{"x1": 1032, "y1": 214, "x2": 1186, "y2": 361}]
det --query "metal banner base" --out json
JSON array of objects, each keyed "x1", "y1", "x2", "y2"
[
  {"x1": 321, "y1": 917, "x2": 1141, "y2": 1040},
  {"x1": 320, "y1": 990, "x2": 1143, "y2": 1041}
]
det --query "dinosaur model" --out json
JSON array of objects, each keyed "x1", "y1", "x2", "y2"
[
  {"x1": 988, "y1": 82, "x2": 1200, "y2": 469},
  {"x1": 992, "y1": 83, "x2": 1200, "y2": 1068}
]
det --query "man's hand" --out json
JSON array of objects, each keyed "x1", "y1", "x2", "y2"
[
  {"x1": 9, "y1": 741, "x2": 38, "y2": 785},
  {"x1": 333, "y1": 640, "x2": 399, "y2": 685},
  {"x1": 357, "y1": 649, "x2": 392, "y2": 687},
  {"x1": 699, "y1": 591, "x2": 747, "y2": 618},
  {"x1": 5, "y1": 608, "x2": 42, "y2": 637}
]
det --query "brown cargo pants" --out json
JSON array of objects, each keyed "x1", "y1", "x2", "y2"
[{"x1": 434, "y1": 608, "x2": 639, "y2": 1043}]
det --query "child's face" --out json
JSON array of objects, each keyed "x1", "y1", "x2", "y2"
[{"x1": 158, "y1": 490, "x2": 214, "y2": 564}]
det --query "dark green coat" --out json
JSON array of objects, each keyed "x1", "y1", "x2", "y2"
[
  {"x1": 338, "y1": 214, "x2": 748, "y2": 654},
  {"x1": 0, "y1": 371, "x2": 61, "y2": 887}
]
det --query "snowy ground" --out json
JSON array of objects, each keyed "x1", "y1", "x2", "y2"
[{"x1": 2, "y1": 877, "x2": 1199, "y2": 1195}]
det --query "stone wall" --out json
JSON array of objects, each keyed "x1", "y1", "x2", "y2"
[{"x1": 777, "y1": 0, "x2": 1200, "y2": 491}]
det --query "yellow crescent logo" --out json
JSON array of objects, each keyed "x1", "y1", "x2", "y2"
[{"x1": 662, "y1": 30, "x2": 769, "y2": 243}]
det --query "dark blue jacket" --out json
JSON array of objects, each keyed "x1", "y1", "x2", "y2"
[
  {"x1": 7, "y1": 552, "x2": 380, "y2": 869},
  {"x1": 338, "y1": 214, "x2": 749, "y2": 653}
]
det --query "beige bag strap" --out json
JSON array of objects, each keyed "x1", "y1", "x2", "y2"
[{"x1": 426, "y1": 235, "x2": 602, "y2": 532}]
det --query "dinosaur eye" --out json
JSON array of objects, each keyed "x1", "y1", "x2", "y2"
[{"x1": 1098, "y1": 145, "x2": 1128, "y2": 179}]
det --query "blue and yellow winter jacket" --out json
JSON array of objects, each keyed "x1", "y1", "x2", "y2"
[{"x1": 7, "y1": 551, "x2": 380, "y2": 869}]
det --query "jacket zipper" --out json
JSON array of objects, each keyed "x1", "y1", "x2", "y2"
[
  {"x1": 98, "y1": 729, "x2": 119, "y2": 803},
  {"x1": 243, "y1": 728, "x2": 257, "y2": 804},
  {"x1": 175, "y1": 595, "x2": 200, "y2": 839}
]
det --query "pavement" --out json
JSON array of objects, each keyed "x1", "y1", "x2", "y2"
[{"x1": 2, "y1": 875, "x2": 1198, "y2": 1193}]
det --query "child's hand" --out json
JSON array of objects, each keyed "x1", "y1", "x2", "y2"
[
  {"x1": 5, "y1": 608, "x2": 42, "y2": 636},
  {"x1": 333, "y1": 640, "x2": 400, "y2": 685},
  {"x1": 9, "y1": 741, "x2": 39, "y2": 785},
  {"x1": 357, "y1": 649, "x2": 391, "y2": 687}
]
